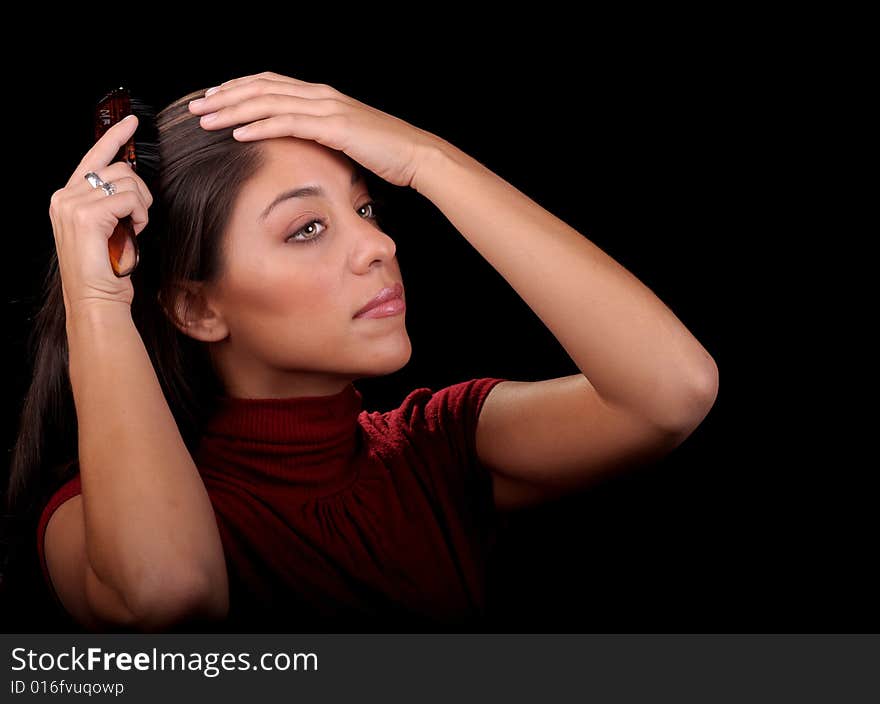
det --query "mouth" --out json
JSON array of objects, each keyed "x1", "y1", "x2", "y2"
[{"x1": 354, "y1": 281, "x2": 405, "y2": 319}]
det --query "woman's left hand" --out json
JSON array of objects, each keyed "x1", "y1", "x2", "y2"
[{"x1": 188, "y1": 71, "x2": 441, "y2": 189}]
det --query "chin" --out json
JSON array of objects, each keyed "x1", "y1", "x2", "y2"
[{"x1": 353, "y1": 335, "x2": 412, "y2": 378}]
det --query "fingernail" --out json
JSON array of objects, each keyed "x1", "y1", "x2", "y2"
[{"x1": 205, "y1": 86, "x2": 221, "y2": 96}]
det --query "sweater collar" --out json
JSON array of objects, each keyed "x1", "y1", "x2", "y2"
[
  {"x1": 203, "y1": 382, "x2": 363, "y2": 445},
  {"x1": 195, "y1": 382, "x2": 365, "y2": 493}
]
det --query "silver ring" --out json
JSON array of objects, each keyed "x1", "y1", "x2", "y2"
[{"x1": 84, "y1": 171, "x2": 117, "y2": 196}]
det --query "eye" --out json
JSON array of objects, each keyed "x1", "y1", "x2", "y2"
[
  {"x1": 357, "y1": 198, "x2": 384, "y2": 225},
  {"x1": 285, "y1": 199, "x2": 383, "y2": 246},
  {"x1": 285, "y1": 219, "x2": 326, "y2": 245},
  {"x1": 358, "y1": 200, "x2": 381, "y2": 220}
]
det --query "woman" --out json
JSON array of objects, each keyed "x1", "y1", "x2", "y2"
[{"x1": 4, "y1": 71, "x2": 718, "y2": 633}]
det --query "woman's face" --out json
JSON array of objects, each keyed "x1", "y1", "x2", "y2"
[{"x1": 198, "y1": 137, "x2": 411, "y2": 399}]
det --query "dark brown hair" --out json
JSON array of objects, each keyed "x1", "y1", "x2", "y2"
[{"x1": 1, "y1": 88, "x2": 266, "y2": 620}]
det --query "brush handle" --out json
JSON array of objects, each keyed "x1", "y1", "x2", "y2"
[
  {"x1": 95, "y1": 87, "x2": 140, "y2": 277},
  {"x1": 107, "y1": 214, "x2": 139, "y2": 277}
]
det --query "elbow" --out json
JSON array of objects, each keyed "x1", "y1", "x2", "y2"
[
  {"x1": 129, "y1": 571, "x2": 229, "y2": 633},
  {"x1": 662, "y1": 358, "x2": 720, "y2": 435}
]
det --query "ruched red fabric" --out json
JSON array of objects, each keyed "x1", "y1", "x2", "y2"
[{"x1": 36, "y1": 377, "x2": 507, "y2": 631}]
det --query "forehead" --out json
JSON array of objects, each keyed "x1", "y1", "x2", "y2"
[{"x1": 255, "y1": 137, "x2": 355, "y2": 188}]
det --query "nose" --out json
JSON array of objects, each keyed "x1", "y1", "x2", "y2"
[{"x1": 351, "y1": 213, "x2": 397, "y2": 271}]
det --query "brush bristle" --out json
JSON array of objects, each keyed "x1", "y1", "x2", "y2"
[{"x1": 129, "y1": 95, "x2": 160, "y2": 191}]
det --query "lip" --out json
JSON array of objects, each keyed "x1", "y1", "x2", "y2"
[{"x1": 354, "y1": 282, "x2": 405, "y2": 318}]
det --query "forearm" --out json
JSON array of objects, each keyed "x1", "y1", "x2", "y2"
[
  {"x1": 412, "y1": 138, "x2": 718, "y2": 429},
  {"x1": 65, "y1": 302, "x2": 228, "y2": 620}
]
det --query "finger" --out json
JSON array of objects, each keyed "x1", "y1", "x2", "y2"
[
  {"x1": 197, "y1": 93, "x2": 335, "y2": 132},
  {"x1": 67, "y1": 115, "x2": 139, "y2": 188},
  {"x1": 53, "y1": 178, "x2": 136, "y2": 249},
  {"x1": 189, "y1": 77, "x2": 330, "y2": 116},
  {"x1": 207, "y1": 71, "x2": 310, "y2": 95},
  {"x1": 77, "y1": 179, "x2": 150, "y2": 235},
  {"x1": 76, "y1": 161, "x2": 154, "y2": 209},
  {"x1": 232, "y1": 113, "x2": 341, "y2": 150}
]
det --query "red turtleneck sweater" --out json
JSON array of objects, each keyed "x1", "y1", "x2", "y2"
[{"x1": 36, "y1": 377, "x2": 508, "y2": 631}]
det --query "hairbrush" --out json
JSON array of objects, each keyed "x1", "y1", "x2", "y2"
[{"x1": 93, "y1": 85, "x2": 159, "y2": 277}]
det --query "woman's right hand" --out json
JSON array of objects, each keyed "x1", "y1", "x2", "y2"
[{"x1": 49, "y1": 115, "x2": 154, "y2": 313}]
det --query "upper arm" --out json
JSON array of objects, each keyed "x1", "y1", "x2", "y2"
[
  {"x1": 475, "y1": 374, "x2": 705, "y2": 511},
  {"x1": 43, "y1": 495, "x2": 141, "y2": 630}
]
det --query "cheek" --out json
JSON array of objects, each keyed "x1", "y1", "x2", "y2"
[{"x1": 228, "y1": 265, "x2": 343, "y2": 327}]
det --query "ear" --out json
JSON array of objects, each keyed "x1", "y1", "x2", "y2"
[{"x1": 159, "y1": 280, "x2": 229, "y2": 342}]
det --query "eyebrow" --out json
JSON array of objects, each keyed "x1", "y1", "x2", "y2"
[{"x1": 258, "y1": 166, "x2": 366, "y2": 223}]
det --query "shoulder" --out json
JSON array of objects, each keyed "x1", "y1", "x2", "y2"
[
  {"x1": 358, "y1": 377, "x2": 508, "y2": 461},
  {"x1": 361, "y1": 378, "x2": 506, "y2": 427},
  {"x1": 35, "y1": 464, "x2": 83, "y2": 613},
  {"x1": 37, "y1": 464, "x2": 83, "y2": 542}
]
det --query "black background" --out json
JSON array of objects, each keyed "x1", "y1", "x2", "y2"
[{"x1": 1, "y1": 28, "x2": 872, "y2": 633}]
